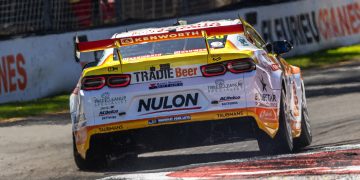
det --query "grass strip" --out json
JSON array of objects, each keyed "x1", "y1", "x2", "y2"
[
  {"x1": 0, "y1": 94, "x2": 69, "y2": 120},
  {"x1": 287, "y1": 44, "x2": 360, "y2": 69}
]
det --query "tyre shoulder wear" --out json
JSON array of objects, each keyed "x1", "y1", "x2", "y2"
[
  {"x1": 294, "y1": 91, "x2": 312, "y2": 150},
  {"x1": 257, "y1": 89, "x2": 294, "y2": 155}
]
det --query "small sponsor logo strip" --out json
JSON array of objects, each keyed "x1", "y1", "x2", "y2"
[
  {"x1": 148, "y1": 115, "x2": 191, "y2": 125},
  {"x1": 93, "y1": 92, "x2": 127, "y2": 107},
  {"x1": 149, "y1": 81, "x2": 183, "y2": 90},
  {"x1": 208, "y1": 79, "x2": 243, "y2": 93}
]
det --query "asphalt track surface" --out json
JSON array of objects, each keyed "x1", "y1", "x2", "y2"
[{"x1": 1, "y1": 61, "x2": 360, "y2": 180}]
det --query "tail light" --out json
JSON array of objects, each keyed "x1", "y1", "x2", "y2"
[
  {"x1": 81, "y1": 74, "x2": 130, "y2": 91},
  {"x1": 201, "y1": 64, "x2": 226, "y2": 77},
  {"x1": 201, "y1": 59, "x2": 255, "y2": 77},
  {"x1": 107, "y1": 74, "x2": 131, "y2": 87},
  {"x1": 82, "y1": 76, "x2": 105, "y2": 90},
  {"x1": 227, "y1": 59, "x2": 256, "y2": 73}
]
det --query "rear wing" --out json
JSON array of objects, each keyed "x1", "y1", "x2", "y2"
[{"x1": 74, "y1": 24, "x2": 244, "y2": 62}]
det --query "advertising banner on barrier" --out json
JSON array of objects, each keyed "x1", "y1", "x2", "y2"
[{"x1": 0, "y1": 0, "x2": 359, "y2": 103}]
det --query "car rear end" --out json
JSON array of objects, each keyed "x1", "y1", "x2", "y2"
[{"x1": 73, "y1": 22, "x2": 273, "y2": 158}]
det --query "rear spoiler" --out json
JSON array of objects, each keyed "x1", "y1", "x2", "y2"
[{"x1": 74, "y1": 24, "x2": 244, "y2": 62}]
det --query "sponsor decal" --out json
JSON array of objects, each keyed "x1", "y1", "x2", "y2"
[
  {"x1": 100, "y1": 106, "x2": 115, "y2": 110},
  {"x1": 216, "y1": 111, "x2": 244, "y2": 119},
  {"x1": 120, "y1": 30, "x2": 201, "y2": 45},
  {"x1": 138, "y1": 93, "x2": 199, "y2": 113},
  {"x1": 101, "y1": 115, "x2": 117, "y2": 120},
  {"x1": 148, "y1": 115, "x2": 191, "y2": 125},
  {"x1": 108, "y1": 67, "x2": 118, "y2": 72},
  {"x1": 259, "y1": 2, "x2": 360, "y2": 46},
  {"x1": 221, "y1": 101, "x2": 238, "y2": 106},
  {"x1": 220, "y1": 96, "x2": 241, "y2": 106},
  {"x1": 129, "y1": 22, "x2": 221, "y2": 36},
  {"x1": 208, "y1": 79, "x2": 243, "y2": 93},
  {"x1": 149, "y1": 81, "x2": 183, "y2": 89},
  {"x1": 99, "y1": 109, "x2": 118, "y2": 116},
  {"x1": 255, "y1": 93, "x2": 277, "y2": 106},
  {"x1": 220, "y1": 96, "x2": 241, "y2": 102},
  {"x1": 174, "y1": 48, "x2": 207, "y2": 54},
  {"x1": 93, "y1": 92, "x2": 126, "y2": 107},
  {"x1": 259, "y1": 76, "x2": 268, "y2": 92},
  {"x1": 212, "y1": 56, "x2": 222, "y2": 61},
  {"x1": 98, "y1": 125, "x2": 123, "y2": 132},
  {"x1": 0, "y1": 53, "x2": 27, "y2": 95},
  {"x1": 123, "y1": 53, "x2": 162, "y2": 60},
  {"x1": 258, "y1": 108, "x2": 277, "y2": 121},
  {"x1": 237, "y1": 36, "x2": 249, "y2": 46},
  {"x1": 133, "y1": 67, "x2": 198, "y2": 83}
]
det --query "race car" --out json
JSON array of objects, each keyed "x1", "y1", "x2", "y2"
[{"x1": 70, "y1": 18, "x2": 312, "y2": 170}]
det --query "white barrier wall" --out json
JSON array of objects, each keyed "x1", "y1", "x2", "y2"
[{"x1": 0, "y1": 0, "x2": 359, "y2": 103}]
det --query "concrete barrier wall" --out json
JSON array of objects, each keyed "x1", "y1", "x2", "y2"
[{"x1": 0, "y1": 0, "x2": 359, "y2": 103}]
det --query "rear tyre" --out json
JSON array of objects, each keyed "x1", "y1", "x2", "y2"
[
  {"x1": 257, "y1": 89, "x2": 293, "y2": 154},
  {"x1": 73, "y1": 135, "x2": 108, "y2": 170},
  {"x1": 294, "y1": 91, "x2": 312, "y2": 149}
]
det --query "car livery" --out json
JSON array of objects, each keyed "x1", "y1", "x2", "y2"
[{"x1": 70, "y1": 19, "x2": 312, "y2": 170}]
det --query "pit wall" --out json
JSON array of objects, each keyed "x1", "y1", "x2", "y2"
[{"x1": 0, "y1": 0, "x2": 359, "y2": 103}]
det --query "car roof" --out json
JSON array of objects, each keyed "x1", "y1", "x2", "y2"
[{"x1": 113, "y1": 19, "x2": 242, "y2": 39}]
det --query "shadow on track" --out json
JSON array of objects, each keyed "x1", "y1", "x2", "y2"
[{"x1": 102, "y1": 150, "x2": 262, "y2": 173}]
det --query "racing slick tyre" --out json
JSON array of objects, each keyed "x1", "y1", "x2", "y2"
[
  {"x1": 293, "y1": 90, "x2": 312, "y2": 150},
  {"x1": 256, "y1": 88, "x2": 293, "y2": 154},
  {"x1": 72, "y1": 135, "x2": 108, "y2": 170}
]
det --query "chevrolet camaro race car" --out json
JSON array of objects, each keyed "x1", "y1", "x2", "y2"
[{"x1": 70, "y1": 19, "x2": 312, "y2": 170}]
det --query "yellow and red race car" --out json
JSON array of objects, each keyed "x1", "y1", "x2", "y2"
[{"x1": 70, "y1": 19, "x2": 312, "y2": 170}]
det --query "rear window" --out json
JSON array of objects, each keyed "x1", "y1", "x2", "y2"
[{"x1": 119, "y1": 36, "x2": 228, "y2": 60}]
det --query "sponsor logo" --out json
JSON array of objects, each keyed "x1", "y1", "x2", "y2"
[
  {"x1": 212, "y1": 56, "x2": 221, "y2": 61},
  {"x1": 0, "y1": 53, "x2": 27, "y2": 95},
  {"x1": 259, "y1": 2, "x2": 360, "y2": 46},
  {"x1": 99, "y1": 125, "x2": 123, "y2": 132},
  {"x1": 148, "y1": 115, "x2": 191, "y2": 125},
  {"x1": 149, "y1": 81, "x2": 183, "y2": 89},
  {"x1": 221, "y1": 101, "x2": 238, "y2": 106},
  {"x1": 208, "y1": 79, "x2": 243, "y2": 93},
  {"x1": 93, "y1": 92, "x2": 126, "y2": 107},
  {"x1": 133, "y1": 67, "x2": 198, "y2": 83},
  {"x1": 255, "y1": 93, "x2": 277, "y2": 106},
  {"x1": 138, "y1": 93, "x2": 199, "y2": 112},
  {"x1": 259, "y1": 109, "x2": 277, "y2": 120},
  {"x1": 108, "y1": 67, "x2": 118, "y2": 72},
  {"x1": 99, "y1": 109, "x2": 118, "y2": 116},
  {"x1": 255, "y1": 93, "x2": 276, "y2": 102},
  {"x1": 259, "y1": 76, "x2": 267, "y2": 92},
  {"x1": 220, "y1": 96, "x2": 241, "y2": 101},
  {"x1": 237, "y1": 36, "x2": 249, "y2": 46},
  {"x1": 101, "y1": 116, "x2": 117, "y2": 120},
  {"x1": 120, "y1": 38, "x2": 134, "y2": 44},
  {"x1": 100, "y1": 106, "x2": 115, "y2": 110},
  {"x1": 216, "y1": 111, "x2": 244, "y2": 119},
  {"x1": 120, "y1": 31, "x2": 201, "y2": 45}
]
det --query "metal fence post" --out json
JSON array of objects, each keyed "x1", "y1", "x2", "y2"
[{"x1": 42, "y1": 0, "x2": 52, "y2": 31}]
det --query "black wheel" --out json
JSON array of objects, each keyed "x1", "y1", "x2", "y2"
[
  {"x1": 73, "y1": 135, "x2": 108, "y2": 170},
  {"x1": 257, "y1": 88, "x2": 293, "y2": 154},
  {"x1": 294, "y1": 89, "x2": 312, "y2": 149}
]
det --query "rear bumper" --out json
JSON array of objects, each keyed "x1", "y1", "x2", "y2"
[{"x1": 74, "y1": 107, "x2": 279, "y2": 158}]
